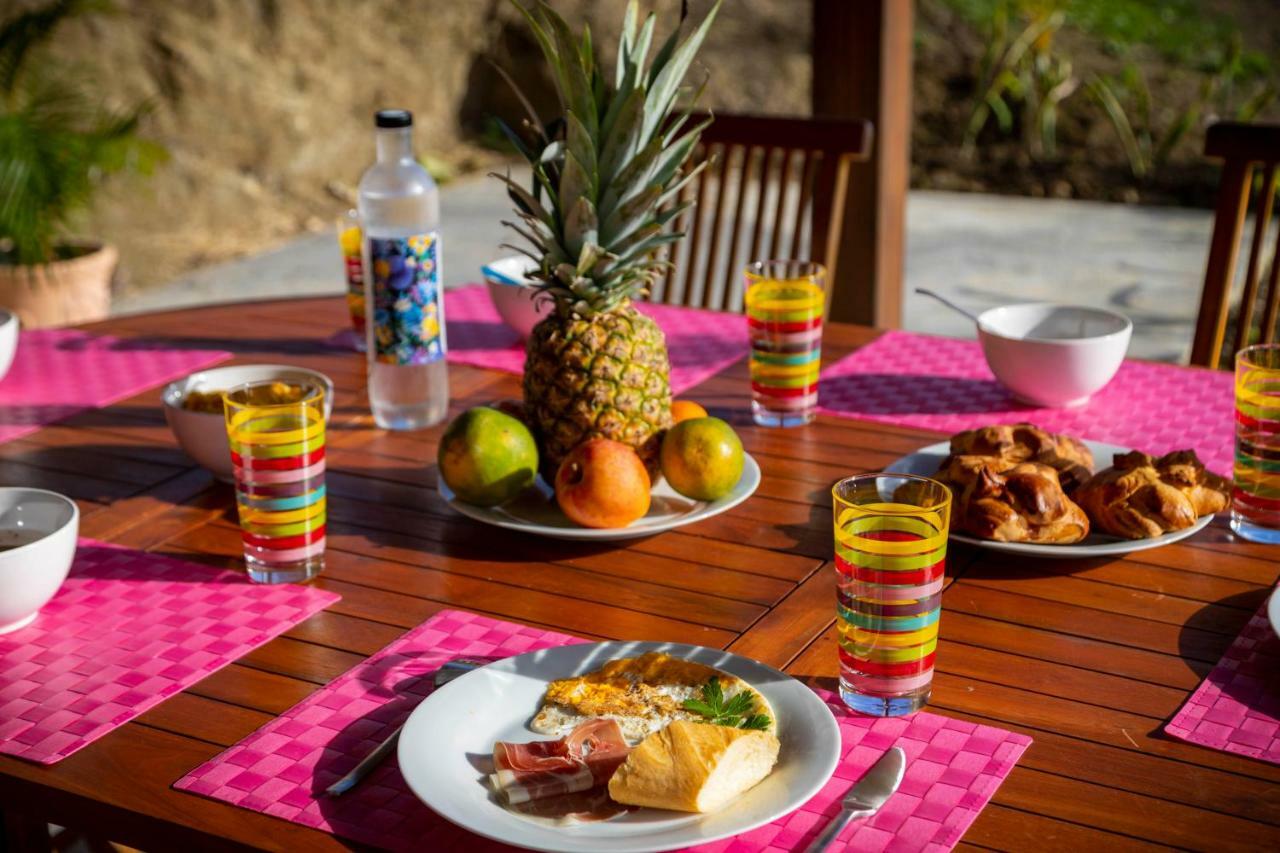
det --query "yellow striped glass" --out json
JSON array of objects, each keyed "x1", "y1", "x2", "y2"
[
  {"x1": 745, "y1": 261, "x2": 824, "y2": 427},
  {"x1": 833, "y1": 473, "x2": 951, "y2": 717},
  {"x1": 1232, "y1": 344, "x2": 1280, "y2": 543},
  {"x1": 224, "y1": 380, "x2": 327, "y2": 584}
]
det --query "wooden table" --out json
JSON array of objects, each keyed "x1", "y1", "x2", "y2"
[{"x1": 1, "y1": 297, "x2": 1278, "y2": 852}]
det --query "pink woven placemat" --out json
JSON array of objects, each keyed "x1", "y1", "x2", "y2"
[
  {"x1": 1164, "y1": 595, "x2": 1280, "y2": 764},
  {"x1": 175, "y1": 609, "x2": 1029, "y2": 852},
  {"x1": 817, "y1": 330, "x2": 1234, "y2": 474},
  {"x1": 0, "y1": 539, "x2": 338, "y2": 764},
  {"x1": 442, "y1": 284, "x2": 749, "y2": 395},
  {"x1": 0, "y1": 329, "x2": 232, "y2": 445}
]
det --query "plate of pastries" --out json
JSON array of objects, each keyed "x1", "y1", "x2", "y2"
[{"x1": 886, "y1": 423, "x2": 1231, "y2": 558}]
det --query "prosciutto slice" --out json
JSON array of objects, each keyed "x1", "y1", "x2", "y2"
[{"x1": 491, "y1": 718, "x2": 630, "y2": 805}]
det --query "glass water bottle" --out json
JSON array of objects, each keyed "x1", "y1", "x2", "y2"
[{"x1": 358, "y1": 109, "x2": 449, "y2": 430}]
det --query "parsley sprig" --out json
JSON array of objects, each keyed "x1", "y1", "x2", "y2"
[{"x1": 682, "y1": 677, "x2": 772, "y2": 730}]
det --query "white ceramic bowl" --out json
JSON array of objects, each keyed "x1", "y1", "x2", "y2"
[
  {"x1": 0, "y1": 488, "x2": 79, "y2": 634},
  {"x1": 483, "y1": 255, "x2": 550, "y2": 339},
  {"x1": 977, "y1": 303, "x2": 1132, "y2": 408},
  {"x1": 0, "y1": 309, "x2": 18, "y2": 383},
  {"x1": 162, "y1": 364, "x2": 335, "y2": 482}
]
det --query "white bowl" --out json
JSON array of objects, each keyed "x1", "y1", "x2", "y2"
[
  {"x1": 0, "y1": 488, "x2": 79, "y2": 634},
  {"x1": 0, "y1": 309, "x2": 18, "y2": 383},
  {"x1": 977, "y1": 303, "x2": 1132, "y2": 408},
  {"x1": 482, "y1": 255, "x2": 550, "y2": 339},
  {"x1": 162, "y1": 364, "x2": 335, "y2": 482}
]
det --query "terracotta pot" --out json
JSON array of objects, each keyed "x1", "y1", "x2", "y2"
[{"x1": 0, "y1": 243, "x2": 116, "y2": 328}]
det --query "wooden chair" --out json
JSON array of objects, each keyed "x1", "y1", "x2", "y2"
[
  {"x1": 1190, "y1": 122, "x2": 1280, "y2": 368},
  {"x1": 648, "y1": 113, "x2": 874, "y2": 315}
]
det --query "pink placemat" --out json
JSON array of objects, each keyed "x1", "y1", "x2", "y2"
[
  {"x1": 0, "y1": 329, "x2": 232, "y2": 445},
  {"x1": 816, "y1": 330, "x2": 1234, "y2": 474},
  {"x1": 1164, "y1": 595, "x2": 1280, "y2": 764},
  {"x1": 175, "y1": 609, "x2": 1030, "y2": 852},
  {"x1": 443, "y1": 284, "x2": 748, "y2": 395},
  {"x1": 0, "y1": 539, "x2": 338, "y2": 764}
]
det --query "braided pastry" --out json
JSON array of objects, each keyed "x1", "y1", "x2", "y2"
[
  {"x1": 942, "y1": 456, "x2": 1090, "y2": 544},
  {"x1": 1075, "y1": 450, "x2": 1229, "y2": 539},
  {"x1": 947, "y1": 423, "x2": 1094, "y2": 493}
]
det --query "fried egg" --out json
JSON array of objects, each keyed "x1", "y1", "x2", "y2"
[{"x1": 530, "y1": 652, "x2": 776, "y2": 744}]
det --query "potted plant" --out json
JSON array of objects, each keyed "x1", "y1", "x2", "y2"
[{"x1": 0, "y1": 0, "x2": 164, "y2": 327}]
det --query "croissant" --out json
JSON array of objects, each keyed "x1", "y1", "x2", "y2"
[
  {"x1": 1075, "y1": 450, "x2": 1229, "y2": 540},
  {"x1": 948, "y1": 423, "x2": 1095, "y2": 493},
  {"x1": 946, "y1": 457, "x2": 1090, "y2": 544}
]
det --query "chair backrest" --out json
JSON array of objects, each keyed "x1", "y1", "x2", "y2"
[
  {"x1": 648, "y1": 113, "x2": 873, "y2": 314},
  {"x1": 1191, "y1": 122, "x2": 1280, "y2": 368}
]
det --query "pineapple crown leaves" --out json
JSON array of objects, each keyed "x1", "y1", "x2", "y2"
[{"x1": 493, "y1": 0, "x2": 720, "y2": 318}]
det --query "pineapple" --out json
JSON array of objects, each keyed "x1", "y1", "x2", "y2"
[{"x1": 496, "y1": 0, "x2": 720, "y2": 474}]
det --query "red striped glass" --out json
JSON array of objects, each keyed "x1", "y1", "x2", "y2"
[
  {"x1": 833, "y1": 474, "x2": 951, "y2": 717},
  {"x1": 744, "y1": 261, "x2": 824, "y2": 427},
  {"x1": 224, "y1": 381, "x2": 326, "y2": 584},
  {"x1": 1232, "y1": 344, "x2": 1280, "y2": 543}
]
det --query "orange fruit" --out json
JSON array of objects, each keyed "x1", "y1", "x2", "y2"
[
  {"x1": 556, "y1": 439, "x2": 651, "y2": 528},
  {"x1": 670, "y1": 400, "x2": 709, "y2": 424},
  {"x1": 660, "y1": 417, "x2": 744, "y2": 501}
]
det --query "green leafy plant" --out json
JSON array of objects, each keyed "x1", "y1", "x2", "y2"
[
  {"x1": 1087, "y1": 39, "x2": 1276, "y2": 181},
  {"x1": 962, "y1": 1, "x2": 1079, "y2": 161},
  {"x1": 683, "y1": 678, "x2": 772, "y2": 731},
  {"x1": 0, "y1": 0, "x2": 164, "y2": 266}
]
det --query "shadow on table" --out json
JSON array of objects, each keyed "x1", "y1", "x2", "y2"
[
  {"x1": 1174, "y1": 588, "x2": 1270, "y2": 683},
  {"x1": 94, "y1": 334, "x2": 346, "y2": 358},
  {"x1": 306, "y1": 652, "x2": 483, "y2": 847},
  {"x1": 817, "y1": 373, "x2": 1021, "y2": 416}
]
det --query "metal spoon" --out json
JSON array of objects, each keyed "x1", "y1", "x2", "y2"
[
  {"x1": 324, "y1": 656, "x2": 493, "y2": 796},
  {"x1": 915, "y1": 288, "x2": 980, "y2": 324}
]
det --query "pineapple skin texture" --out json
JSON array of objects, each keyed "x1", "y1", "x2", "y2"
[{"x1": 523, "y1": 302, "x2": 673, "y2": 476}]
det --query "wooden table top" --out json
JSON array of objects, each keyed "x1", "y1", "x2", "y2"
[{"x1": 1, "y1": 296, "x2": 1277, "y2": 852}]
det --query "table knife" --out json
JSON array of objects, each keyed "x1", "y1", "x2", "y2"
[
  {"x1": 803, "y1": 746, "x2": 906, "y2": 853},
  {"x1": 324, "y1": 656, "x2": 493, "y2": 797}
]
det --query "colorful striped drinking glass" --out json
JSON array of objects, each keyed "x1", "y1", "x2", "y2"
[
  {"x1": 744, "y1": 260, "x2": 825, "y2": 427},
  {"x1": 833, "y1": 473, "x2": 951, "y2": 717},
  {"x1": 1232, "y1": 343, "x2": 1280, "y2": 543},
  {"x1": 224, "y1": 380, "x2": 326, "y2": 584},
  {"x1": 337, "y1": 210, "x2": 368, "y2": 351}
]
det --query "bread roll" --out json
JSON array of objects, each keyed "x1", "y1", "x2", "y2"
[{"x1": 607, "y1": 721, "x2": 780, "y2": 813}]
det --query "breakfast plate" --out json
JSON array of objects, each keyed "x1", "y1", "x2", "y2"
[
  {"x1": 398, "y1": 641, "x2": 841, "y2": 853},
  {"x1": 439, "y1": 453, "x2": 761, "y2": 540},
  {"x1": 886, "y1": 439, "x2": 1213, "y2": 559}
]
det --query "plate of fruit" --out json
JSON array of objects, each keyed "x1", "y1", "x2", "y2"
[{"x1": 437, "y1": 400, "x2": 761, "y2": 540}]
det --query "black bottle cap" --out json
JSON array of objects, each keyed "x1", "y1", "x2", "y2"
[{"x1": 375, "y1": 109, "x2": 413, "y2": 128}]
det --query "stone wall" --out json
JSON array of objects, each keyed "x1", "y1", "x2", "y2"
[{"x1": 44, "y1": 0, "x2": 809, "y2": 291}]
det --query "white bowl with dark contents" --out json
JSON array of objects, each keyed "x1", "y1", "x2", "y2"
[
  {"x1": 483, "y1": 255, "x2": 550, "y2": 339},
  {"x1": 0, "y1": 488, "x2": 79, "y2": 634},
  {"x1": 977, "y1": 303, "x2": 1132, "y2": 408},
  {"x1": 0, "y1": 309, "x2": 19, "y2": 383},
  {"x1": 162, "y1": 364, "x2": 335, "y2": 482}
]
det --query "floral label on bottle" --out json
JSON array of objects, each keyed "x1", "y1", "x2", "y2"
[{"x1": 368, "y1": 232, "x2": 445, "y2": 365}]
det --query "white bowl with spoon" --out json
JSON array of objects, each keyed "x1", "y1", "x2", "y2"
[
  {"x1": 0, "y1": 488, "x2": 79, "y2": 634},
  {"x1": 918, "y1": 289, "x2": 1132, "y2": 408}
]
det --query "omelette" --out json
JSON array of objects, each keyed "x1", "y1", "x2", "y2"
[{"x1": 530, "y1": 652, "x2": 776, "y2": 744}]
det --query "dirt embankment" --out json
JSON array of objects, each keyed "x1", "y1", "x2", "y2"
[{"x1": 47, "y1": 0, "x2": 807, "y2": 294}]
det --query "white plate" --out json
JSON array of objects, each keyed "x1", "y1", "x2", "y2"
[
  {"x1": 439, "y1": 454, "x2": 761, "y2": 541},
  {"x1": 885, "y1": 439, "x2": 1214, "y2": 559},
  {"x1": 398, "y1": 641, "x2": 841, "y2": 853},
  {"x1": 1268, "y1": 586, "x2": 1280, "y2": 638}
]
